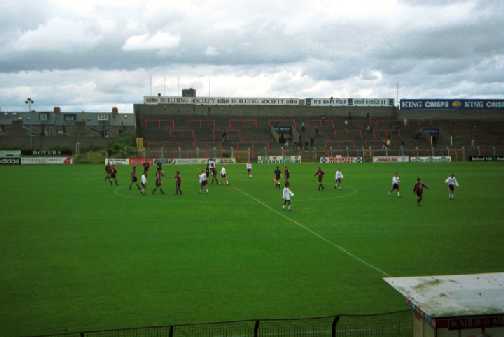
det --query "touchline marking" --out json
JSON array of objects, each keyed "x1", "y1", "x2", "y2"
[{"x1": 233, "y1": 187, "x2": 390, "y2": 277}]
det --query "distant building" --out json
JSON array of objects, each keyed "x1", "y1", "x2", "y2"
[{"x1": 182, "y1": 88, "x2": 196, "y2": 98}]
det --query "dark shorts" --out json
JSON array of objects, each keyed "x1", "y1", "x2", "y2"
[
  {"x1": 111, "y1": 173, "x2": 117, "y2": 179},
  {"x1": 221, "y1": 174, "x2": 226, "y2": 178},
  {"x1": 448, "y1": 184, "x2": 455, "y2": 191},
  {"x1": 416, "y1": 192, "x2": 423, "y2": 197},
  {"x1": 201, "y1": 181, "x2": 207, "y2": 186},
  {"x1": 155, "y1": 181, "x2": 162, "y2": 187},
  {"x1": 141, "y1": 183, "x2": 146, "y2": 189},
  {"x1": 131, "y1": 177, "x2": 138, "y2": 183},
  {"x1": 336, "y1": 178, "x2": 342, "y2": 183},
  {"x1": 392, "y1": 183, "x2": 399, "y2": 190}
]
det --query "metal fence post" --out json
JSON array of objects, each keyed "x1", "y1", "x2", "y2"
[
  {"x1": 331, "y1": 316, "x2": 340, "y2": 337},
  {"x1": 254, "y1": 320, "x2": 260, "y2": 337}
]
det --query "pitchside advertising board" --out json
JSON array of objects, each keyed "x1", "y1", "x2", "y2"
[
  {"x1": 112, "y1": 158, "x2": 238, "y2": 166},
  {"x1": 21, "y1": 157, "x2": 74, "y2": 165},
  {"x1": 0, "y1": 157, "x2": 21, "y2": 165},
  {"x1": 319, "y1": 156, "x2": 363, "y2": 164},
  {"x1": 105, "y1": 158, "x2": 130, "y2": 165},
  {"x1": 372, "y1": 156, "x2": 410, "y2": 163},
  {"x1": 400, "y1": 99, "x2": 504, "y2": 110},
  {"x1": 257, "y1": 156, "x2": 301, "y2": 164},
  {"x1": 410, "y1": 156, "x2": 452, "y2": 163},
  {"x1": 470, "y1": 156, "x2": 504, "y2": 161},
  {"x1": 0, "y1": 150, "x2": 22, "y2": 165}
]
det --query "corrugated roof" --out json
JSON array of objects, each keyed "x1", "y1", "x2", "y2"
[{"x1": 384, "y1": 273, "x2": 504, "y2": 318}]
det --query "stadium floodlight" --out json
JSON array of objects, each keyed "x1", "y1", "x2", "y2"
[{"x1": 25, "y1": 97, "x2": 34, "y2": 112}]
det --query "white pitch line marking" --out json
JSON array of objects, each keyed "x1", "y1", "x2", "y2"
[{"x1": 233, "y1": 186, "x2": 390, "y2": 277}]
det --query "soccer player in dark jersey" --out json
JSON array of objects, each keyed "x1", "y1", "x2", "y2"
[
  {"x1": 284, "y1": 166, "x2": 290, "y2": 182},
  {"x1": 413, "y1": 177, "x2": 429, "y2": 206},
  {"x1": 105, "y1": 163, "x2": 112, "y2": 184},
  {"x1": 314, "y1": 167, "x2": 325, "y2": 190},
  {"x1": 110, "y1": 165, "x2": 119, "y2": 186},
  {"x1": 142, "y1": 161, "x2": 150, "y2": 175},
  {"x1": 209, "y1": 160, "x2": 219, "y2": 184},
  {"x1": 129, "y1": 166, "x2": 140, "y2": 191},
  {"x1": 273, "y1": 166, "x2": 282, "y2": 189},
  {"x1": 152, "y1": 167, "x2": 165, "y2": 195},
  {"x1": 175, "y1": 171, "x2": 182, "y2": 196}
]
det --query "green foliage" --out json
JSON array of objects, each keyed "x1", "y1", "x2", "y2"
[
  {"x1": 106, "y1": 134, "x2": 136, "y2": 157},
  {"x1": 74, "y1": 150, "x2": 107, "y2": 164}
]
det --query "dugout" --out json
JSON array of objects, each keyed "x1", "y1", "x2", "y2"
[{"x1": 384, "y1": 273, "x2": 504, "y2": 337}]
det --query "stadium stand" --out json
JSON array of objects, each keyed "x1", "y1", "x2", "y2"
[
  {"x1": 134, "y1": 101, "x2": 399, "y2": 159},
  {"x1": 2, "y1": 97, "x2": 504, "y2": 160}
]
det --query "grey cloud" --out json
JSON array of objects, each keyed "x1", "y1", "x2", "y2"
[{"x1": 1, "y1": 0, "x2": 504, "y2": 111}]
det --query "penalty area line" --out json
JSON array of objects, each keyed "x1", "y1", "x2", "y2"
[{"x1": 232, "y1": 186, "x2": 390, "y2": 277}]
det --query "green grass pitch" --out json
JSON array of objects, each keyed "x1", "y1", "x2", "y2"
[{"x1": 1, "y1": 162, "x2": 503, "y2": 336}]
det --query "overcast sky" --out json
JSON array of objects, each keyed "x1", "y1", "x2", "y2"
[{"x1": 0, "y1": 0, "x2": 503, "y2": 112}]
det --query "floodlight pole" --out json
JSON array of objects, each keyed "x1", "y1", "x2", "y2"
[
  {"x1": 25, "y1": 97, "x2": 34, "y2": 112},
  {"x1": 25, "y1": 97, "x2": 34, "y2": 149}
]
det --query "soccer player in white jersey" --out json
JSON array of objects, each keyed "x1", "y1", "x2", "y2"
[
  {"x1": 199, "y1": 170, "x2": 208, "y2": 193},
  {"x1": 334, "y1": 169, "x2": 344, "y2": 190},
  {"x1": 445, "y1": 173, "x2": 459, "y2": 200},
  {"x1": 140, "y1": 172, "x2": 147, "y2": 195},
  {"x1": 282, "y1": 182, "x2": 295, "y2": 211},
  {"x1": 246, "y1": 162, "x2": 253, "y2": 178},
  {"x1": 220, "y1": 166, "x2": 229, "y2": 185},
  {"x1": 389, "y1": 172, "x2": 401, "y2": 197}
]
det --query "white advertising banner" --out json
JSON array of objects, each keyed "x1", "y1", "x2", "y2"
[
  {"x1": 21, "y1": 157, "x2": 74, "y2": 165},
  {"x1": 172, "y1": 158, "x2": 236, "y2": 165},
  {"x1": 410, "y1": 156, "x2": 452, "y2": 163},
  {"x1": 105, "y1": 158, "x2": 130, "y2": 165},
  {"x1": 372, "y1": 156, "x2": 410, "y2": 163},
  {"x1": 0, "y1": 150, "x2": 21, "y2": 157},
  {"x1": 257, "y1": 155, "x2": 302, "y2": 164},
  {"x1": 320, "y1": 156, "x2": 363, "y2": 164}
]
